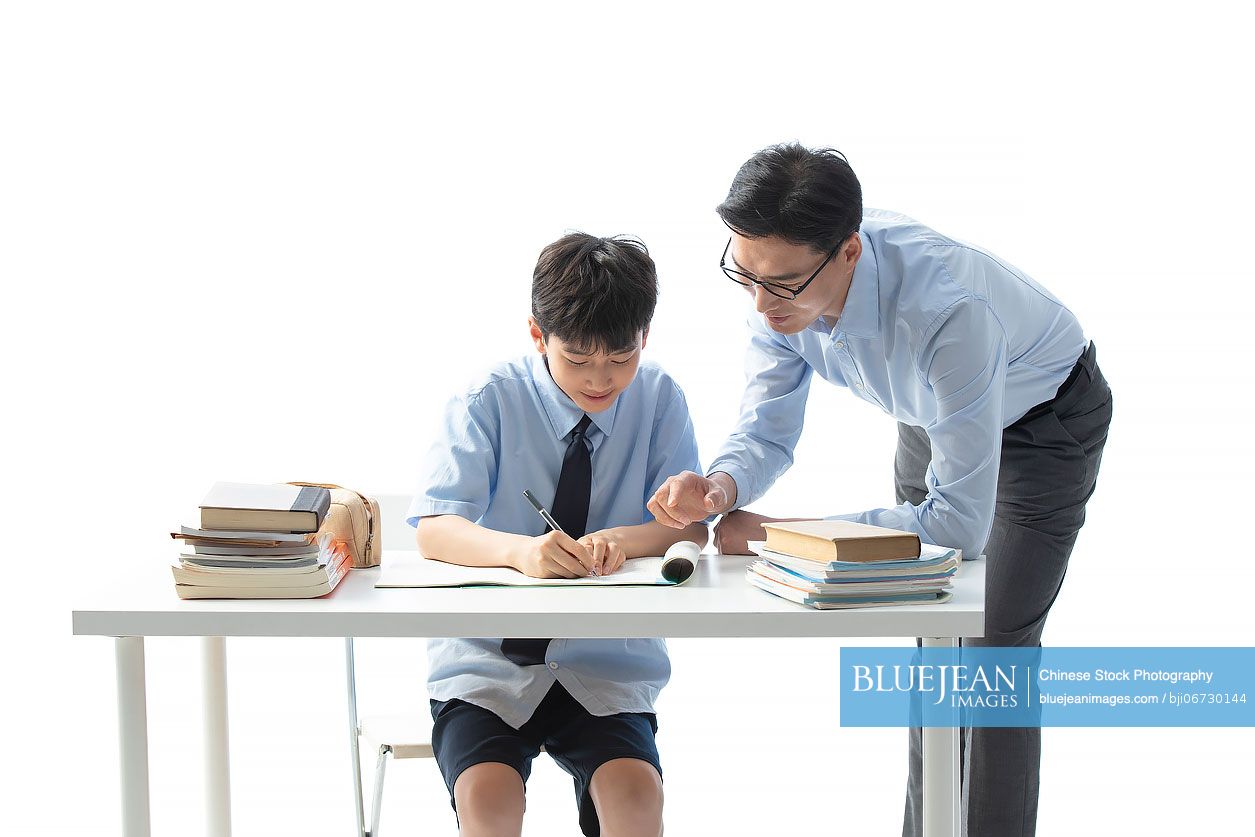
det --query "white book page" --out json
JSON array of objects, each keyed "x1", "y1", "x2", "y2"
[{"x1": 376, "y1": 553, "x2": 672, "y2": 588}]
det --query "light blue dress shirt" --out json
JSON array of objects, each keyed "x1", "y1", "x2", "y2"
[
  {"x1": 407, "y1": 352, "x2": 702, "y2": 729},
  {"x1": 708, "y1": 208, "x2": 1087, "y2": 561}
]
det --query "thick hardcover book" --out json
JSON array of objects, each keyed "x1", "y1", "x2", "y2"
[
  {"x1": 760, "y1": 520, "x2": 922, "y2": 564},
  {"x1": 199, "y1": 482, "x2": 332, "y2": 533}
]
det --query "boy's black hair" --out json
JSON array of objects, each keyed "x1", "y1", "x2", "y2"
[
  {"x1": 532, "y1": 233, "x2": 657, "y2": 354},
  {"x1": 716, "y1": 142, "x2": 863, "y2": 254}
]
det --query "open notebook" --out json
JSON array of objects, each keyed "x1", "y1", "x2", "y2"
[{"x1": 376, "y1": 541, "x2": 702, "y2": 588}]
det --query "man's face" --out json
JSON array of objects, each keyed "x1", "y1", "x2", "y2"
[
  {"x1": 727, "y1": 232, "x2": 861, "y2": 334},
  {"x1": 529, "y1": 320, "x2": 647, "y2": 413}
]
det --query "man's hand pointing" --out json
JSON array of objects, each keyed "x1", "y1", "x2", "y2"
[{"x1": 648, "y1": 471, "x2": 736, "y2": 528}]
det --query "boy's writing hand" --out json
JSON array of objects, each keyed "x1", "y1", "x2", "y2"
[
  {"x1": 579, "y1": 531, "x2": 626, "y2": 576},
  {"x1": 648, "y1": 470, "x2": 734, "y2": 528},
  {"x1": 513, "y1": 531, "x2": 597, "y2": 579}
]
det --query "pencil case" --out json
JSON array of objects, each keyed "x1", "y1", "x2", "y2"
[{"x1": 289, "y1": 482, "x2": 382, "y2": 568}]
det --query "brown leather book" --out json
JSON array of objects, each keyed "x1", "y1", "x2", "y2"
[{"x1": 760, "y1": 520, "x2": 921, "y2": 564}]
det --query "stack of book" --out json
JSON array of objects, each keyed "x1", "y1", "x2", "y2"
[
  {"x1": 170, "y1": 482, "x2": 351, "y2": 599},
  {"x1": 746, "y1": 520, "x2": 960, "y2": 610}
]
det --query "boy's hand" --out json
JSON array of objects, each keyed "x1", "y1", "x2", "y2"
[
  {"x1": 513, "y1": 531, "x2": 597, "y2": 578},
  {"x1": 648, "y1": 470, "x2": 734, "y2": 528},
  {"x1": 579, "y1": 531, "x2": 626, "y2": 576}
]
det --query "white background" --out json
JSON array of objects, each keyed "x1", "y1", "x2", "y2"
[{"x1": 4, "y1": 2, "x2": 1254, "y2": 834}]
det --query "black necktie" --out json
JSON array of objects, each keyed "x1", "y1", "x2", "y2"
[{"x1": 502, "y1": 415, "x2": 593, "y2": 666}]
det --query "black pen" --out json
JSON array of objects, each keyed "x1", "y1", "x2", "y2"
[{"x1": 522, "y1": 489, "x2": 598, "y2": 576}]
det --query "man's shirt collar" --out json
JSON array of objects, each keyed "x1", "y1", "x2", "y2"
[{"x1": 826, "y1": 230, "x2": 880, "y2": 339}]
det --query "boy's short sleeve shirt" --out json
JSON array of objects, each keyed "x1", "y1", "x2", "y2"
[{"x1": 407, "y1": 353, "x2": 701, "y2": 729}]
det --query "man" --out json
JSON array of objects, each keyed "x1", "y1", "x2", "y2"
[{"x1": 649, "y1": 143, "x2": 1112, "y2": 836}]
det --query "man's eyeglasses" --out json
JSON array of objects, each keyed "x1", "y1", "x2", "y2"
[{"x1": 719, "y1": 236, "x2": 844, "y2": 300}]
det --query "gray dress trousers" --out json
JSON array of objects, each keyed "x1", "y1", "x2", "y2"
[{"x1": 899, "y1": 342, "x2": 1113, "y2": 837}]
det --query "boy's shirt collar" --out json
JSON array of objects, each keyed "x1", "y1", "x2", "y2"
[{"x1": 529, "y1": 354, "x2": 619, "y2": 440}]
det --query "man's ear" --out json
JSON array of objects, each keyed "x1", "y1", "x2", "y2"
[
  {"x1": 528, "y1": 316, "x2": 547, "y2": 354},
  {"x1": 641, "y1": 327, "x2": 650, "y2": 351},
  {"x1": 841, "y1": 233, "x2": 862, "y2": 273}
]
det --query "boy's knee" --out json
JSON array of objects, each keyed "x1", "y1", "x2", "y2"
[
  {"x1": 590, "y1": 758, "x2": 664, "y2": 832},
  {"x1": 453, "y1": 762, "x2": 525, "y2": 831}
]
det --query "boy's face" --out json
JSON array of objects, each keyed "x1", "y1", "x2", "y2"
[{"x1": 529, "y1": 318, "x2": 647, "y2": 413}]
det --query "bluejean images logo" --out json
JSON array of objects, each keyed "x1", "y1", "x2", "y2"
[
  {"x1": 852, "y1": 659, "x2": 1024, "y2": 708},
  {"x1": 840, "y1": 647, "x2": 1254, "y2": 728}
]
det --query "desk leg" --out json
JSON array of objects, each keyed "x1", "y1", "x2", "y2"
[
  {"x1": 203, "y1": 636, "x2": 233, "y2": 837},
  {"x1": 115, "y1": 636, "x2": 151, "y2": 837},
  {"x1": 921, "y1": 636, "x2": 960, "y2": 837},
  {"x1": 346, "y1": 638, "x2": 368, "y2": 837}
]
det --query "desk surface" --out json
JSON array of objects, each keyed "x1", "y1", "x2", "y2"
[{"x1": 72, "y1": 551, "x2": 985, "y2": 639}]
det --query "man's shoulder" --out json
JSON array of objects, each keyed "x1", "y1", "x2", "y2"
[
  {"x1": 858, "y1": 211, "x2": 979, "y2": 344},
  {"x1": 862, "y1": 208, "x2": 956, "y2": 251},
  {"x1": 864, "y1": 209, "x2": 1010, "y2": 276}
]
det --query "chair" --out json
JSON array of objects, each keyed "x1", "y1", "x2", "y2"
[
  {"x1": 345, "y1": 493, "x2": 431, "y2": 837},
  {"x1": 345, "y1": 493, "x2": 547, "y2": 837}
]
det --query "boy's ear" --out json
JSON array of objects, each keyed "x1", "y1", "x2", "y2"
[
  {"x1": 641, "y1": 327, "x2": 649, "y2": 350},
  {"x1": 528, "y1": 316, "x2": 547, "y2": 354}
]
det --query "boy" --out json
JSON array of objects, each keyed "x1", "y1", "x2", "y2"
[{"x1": 407, "y1": 232, "x2": 707, "y2": 837}]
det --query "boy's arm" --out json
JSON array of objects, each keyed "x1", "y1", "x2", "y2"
[{"x1": 416, "y1": 514, "x2": 596, "y2": 579}]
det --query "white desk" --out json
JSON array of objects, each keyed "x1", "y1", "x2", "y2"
[{"x1": 73, "y1": 551, "x2": 985, "y2": 837}]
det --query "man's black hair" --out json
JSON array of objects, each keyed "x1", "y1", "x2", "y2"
[
  {"x1": 716, "y1": 142, "x2": 863, "y2": 254},
  {"x1": 531, "y1": 233, "x2": 657, "y2": 353}
]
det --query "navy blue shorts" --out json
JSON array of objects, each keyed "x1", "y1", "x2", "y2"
[{"x1": 430, "y1": 683, "x2": 661, "y2": 836}]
